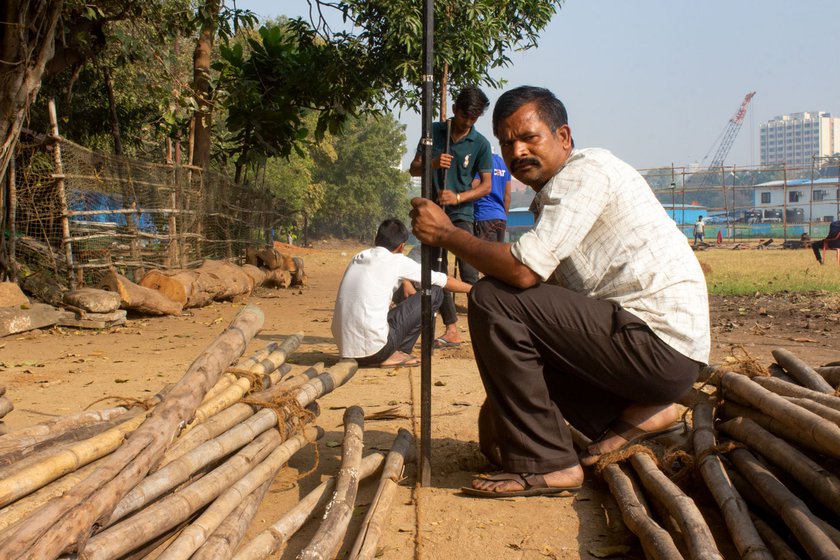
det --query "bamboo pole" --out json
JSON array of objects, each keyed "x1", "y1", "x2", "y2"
[
  {"x1": 347, "y1": 428, "x2": 413, "y2": 560},
  {"x1": 692, "y1": 403, "x2": 771, "y2": 560},
  {"x1": 48, "y1": 99, "x2": 76, "y2": 290},
  {"x1": 628, "y1": 452, "x2": 723, "y2": 560},
  {"x1": 600, "y1": 463, "x2": 683, "y2": 560},
  {"x1": 786, "y1": 396, "x2": 840, "y2": 426},
  {"x1": 159, "y1": 420, "x2": 325, "y2": 559},
  {"x1": 233, "y1": 451, "x2": 385, "y2": 560},
  {"x1": 0, "y1": 305, "x2": 264, "y2": 559},
  {"x1": 0, "y1": 411, "x2": 147, "y2": 508},
  {"x1": 298, "y1": 406, "x2": 365, "y2": 560},
  {"x1": 191, "y1": 478, "x2": 271, "y2": 560},
  {"x1": 160, "y1": 403, "x2": 255, "y2": 468},
  {"x1": 752, "y1": 376, "x2": 840, "y2": 412},
  {"x1": 772, "y1": 348, "x2": 835, "y2": 393},
  {"x1": 729, "y1": 446, "x2": 840, "y2": 559},
  {"x1": 751, "y1": 515, "x2": 804, "y2": 560},
  {"x1": 815, "y1": 366, "x2": 840, "y2": 388},
  {"x1": 82, "y1": 428, "x2": 296, "y2": 560},
  {"x1": 716, "y1": 371, "x2": 840, "y2": 459},
  {"x1": 719, "y1": 417, "x2": 840, "y2": 517}
]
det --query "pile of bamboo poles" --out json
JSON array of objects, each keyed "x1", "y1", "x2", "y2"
[
  {"x1": 587, "y1": 347, "x2": 840, "y2": 559},
  {"x1": 0, "y1": 304, "x2": 409, "y2": 559}
]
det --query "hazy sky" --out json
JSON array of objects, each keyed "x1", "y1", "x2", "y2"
[{"x1": 246, "y1": 0, "x2": 839, "y2": 170}]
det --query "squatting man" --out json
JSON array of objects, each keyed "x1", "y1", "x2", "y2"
[{"x1": 411, "y1": 86, "x2": 710, "y2": 497}]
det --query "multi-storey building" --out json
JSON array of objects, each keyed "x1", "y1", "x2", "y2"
[{"x1": 760, "y1": 112, "x2": 840, "y2": 167}]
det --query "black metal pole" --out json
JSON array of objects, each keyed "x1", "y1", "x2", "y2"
[{"x1": 419, "y1": 0, "x2": 434, "y2": 487}]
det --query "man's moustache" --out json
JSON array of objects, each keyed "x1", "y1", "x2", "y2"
[{"x1": 511, "y1": 157, "x2": 539, "y2": 170}]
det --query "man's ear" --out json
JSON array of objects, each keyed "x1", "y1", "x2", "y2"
[{"x1": 555, "y1": 124, "x2": 573, "y2": 150}]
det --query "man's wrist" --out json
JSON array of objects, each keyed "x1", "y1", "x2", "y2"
[{"x1": 456, "y1": 193, "x2": 461, "y2": 204}]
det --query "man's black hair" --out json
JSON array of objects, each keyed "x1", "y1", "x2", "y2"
[
  {"x1": 492, "y1": 86, "x2": 569, "y2": 138},
  {"x1": 374, "y1": 218, "x2": 409, "y2": 251},
  {"x1": 454, "y1": 86, "x2": 490, "y2": 118}
]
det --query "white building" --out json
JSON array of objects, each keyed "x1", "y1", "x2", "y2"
[
  {"x1": 760, "y1": 112, "x2": 840, "y2": 167},
  {"x1": 753, "y1": 177, "x2": 840, "y2": 223}
]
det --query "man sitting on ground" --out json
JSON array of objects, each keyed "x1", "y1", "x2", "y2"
[
  {"x1": 411, "y1": 86, "x2": 709, "y2": 497},
  {"x1": 332, "y1": 219, "x2": 472, "y2": 368}
]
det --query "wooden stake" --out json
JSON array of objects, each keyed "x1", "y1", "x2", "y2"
[
  {"x1": 298, "y1": 406, "x2": 365, "y2": 560},
  {"x1": 729, "y1": 446, "x2": 840, "y2": 558},
  {"x1": 692, "y1": 403, "x2": 771, "y2": 559},
  {"x1": 772, "y1": 348, "x2": 835, "y2": 393},
  {"x1": 347, "y1": 428, "x2": 414, "y2": 560}
]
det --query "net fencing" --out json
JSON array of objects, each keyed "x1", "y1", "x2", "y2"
[{"x1": 10, "y1": 137, "x2": 284, "y2": 287}]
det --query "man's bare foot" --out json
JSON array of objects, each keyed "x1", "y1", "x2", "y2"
[
  {"x1": 469, "y1": 464, "x2": 584, "y2": 496},
  {"x1": 437, "y1": 325, "x2": 462, "y2": 345},
  {"x1": 580, "y1": 403, "x2": 681, "y2": 467},
  {"x1": 378, "y1": 351, "x2": 420, "y2": 368}
]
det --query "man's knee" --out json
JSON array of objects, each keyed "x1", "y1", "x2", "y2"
[
  {"x1": 468, "y1": 277, "x2": 509, "y2": 314},
  {"x1": 430, "y1": 286, "x2": 445, "y2": 310}
]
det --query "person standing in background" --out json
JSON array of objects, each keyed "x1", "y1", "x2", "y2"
[
  {"x1": 693, "y1": 216, "x2": 705, "y2": 246},
  {"x1": 474, "y1": 153, "x2": 512, "y2": 242}
]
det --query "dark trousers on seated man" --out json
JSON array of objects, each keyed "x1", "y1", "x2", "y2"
[
  {"x1": 434, "y1": 220, "x2": 479, "y2": 325},
  {"x1": 356, "y1": 287, "x2": 444, "y2": 367},
  {"x1": 468, "y1": 277, "x2": 701, "y2": 473},
  {"x1": 812, "y1": 236, "x2": 840, "y2": 264}
]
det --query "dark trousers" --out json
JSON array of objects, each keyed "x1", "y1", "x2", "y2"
[
  {"x1": 475, "y1": 219, "x2": 507, "y2": 242},
  {"x1": 812, "y1": 237, "x2": 840, "y2": 263},
  {"x1": 434, "y1": 220, "x2": 479, "y2": 326},
  {"x1": 356, "y1": 287, "x2": 444, "y2": 366},
  {"x1": 468, "y1": 277, "x2": 701, "y2": 473}
]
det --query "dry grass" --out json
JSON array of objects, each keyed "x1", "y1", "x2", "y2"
[{"x1": 696, "y1": 245, "x2": 840, "y2": 295}]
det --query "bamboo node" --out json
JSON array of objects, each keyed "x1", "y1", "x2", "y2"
[{"x1": 225, "y1": 367, "x2": 266, "y2": 393}]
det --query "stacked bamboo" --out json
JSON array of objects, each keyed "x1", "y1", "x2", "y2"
[
  {"x1": 589, "y1": 347, "x2": 840, "y2": 559},
  {"x1": 0, "y1": 305, "x2": 385, "y2": 559}
]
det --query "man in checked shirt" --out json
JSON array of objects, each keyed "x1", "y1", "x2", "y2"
[{"x1": 411, "y1": 86, "x2": 710, "y2": 498}]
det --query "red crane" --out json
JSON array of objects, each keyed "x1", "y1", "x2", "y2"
[{"x1": 699, "y1": 91, "x2": 756, "y2": 185}]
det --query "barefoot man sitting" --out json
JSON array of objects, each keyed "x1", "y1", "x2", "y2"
[
  {"x1": 410, "y1": 86, "x2": 710, "y2": 497},
  {"x1": 332, "y1": 219, "x2": 472, "y2": 368}
]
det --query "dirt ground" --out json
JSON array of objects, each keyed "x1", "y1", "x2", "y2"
[{"x1": 2, "y1": 241, "x2": 840, "y2": 559}]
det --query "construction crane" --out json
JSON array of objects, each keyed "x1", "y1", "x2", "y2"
[{"x1": 699, "y1": 91, "x2": 756, "y2": 186}]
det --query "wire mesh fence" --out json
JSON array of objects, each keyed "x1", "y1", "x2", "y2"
[{"x1": 9, "y1": 137, "x2": 285, "y2": 288}]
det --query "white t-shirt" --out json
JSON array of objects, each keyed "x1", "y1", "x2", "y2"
[{"x1": 331, "y1": 246, "x2": 448, "y2": 358}]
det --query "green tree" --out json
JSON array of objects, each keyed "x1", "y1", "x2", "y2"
[{"x1": 311, "y1": 114, "x2": 410, "y2": 240}]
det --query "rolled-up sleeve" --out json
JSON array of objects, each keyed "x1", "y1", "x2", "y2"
[{"x1": 511, "y1": 231, "x2": 561, "y2": 281}]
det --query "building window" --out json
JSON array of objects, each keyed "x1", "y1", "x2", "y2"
[
  {"x1": 760, "y1": 192, "x2": 771, "y2": 204},
  {"x1": 789, "y1": 191, "x2": 801, "y2": 203},
  {"x1": 813, "y1": 190, "x2": 827, "y2": 201}
]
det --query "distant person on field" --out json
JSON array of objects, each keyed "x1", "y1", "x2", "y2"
[
  {"x1": 693, "y1": 216, "x2": 705, "y2": 245},
  {"x1": 812, "y1": 219, "x2": 840, "y2": 265},
  {"x1": 331, "y1": 219, "x2": 471, "y2": 368},
  {"x1": 409, "y1": 86, "x2": 494, "y2": 348},
  {"x1": 473, "y1": 153, "x2": 512, "y2": 242}
]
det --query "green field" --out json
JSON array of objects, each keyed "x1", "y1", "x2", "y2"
[{"x1": 696, "y1": 246, "x2": 840, "y2": 295}]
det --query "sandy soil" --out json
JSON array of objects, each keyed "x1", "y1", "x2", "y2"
[{"x1": 2, "y1": 241, "x2": 840, "y2": 559}]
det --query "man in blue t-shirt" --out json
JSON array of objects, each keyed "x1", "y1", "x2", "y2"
[
  {"x1": 473, "y1": 153, "x2": 511, "y2": 242},
  {"x1": 409, "y1": 86, "x2": 493, "y2": 347}
]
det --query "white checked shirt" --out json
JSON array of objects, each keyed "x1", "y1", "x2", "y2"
[{"x1": 511, "y1": 148, "x2": 710, "y2": 364}]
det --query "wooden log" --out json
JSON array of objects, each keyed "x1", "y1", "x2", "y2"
[
  {"x1": 715, "y1": 371, "x2": 840, "y2": 459},
  {"x1": 600, "y1": 462, "x2": 683, "y2": 560},
  {"x1": 786, "y1": 397, "x2": 840, "y2": 427},
  {"x1": 298, "y1": 406, "x2": 365, "y2": 560},
  {"x1": 719, "y1": 417, "x2": 840, "y2": 517},
  {"x1": 628, "y1": 452, "x2": 723, "y2": 559},
  {"x1": 289, "y1": 256, "x2": 306, "y2": 287},
  {"x1": 138, "y1": 269, "x2": 199, "y2": 307},
  {"x1": 261, "y1": 268, "x2": 289, "y2": 289},
  {"x1": 100, "y1": 267, "x2": 184, "y2": 315},
  {"x1": 240, "y1": 264, "x2": 266, "y2": 288},
  {"x1": 751, "y1": 515, "x2": 804, "y2": 560},
  {"x1": 158, "y1": 423, "x2": 325, "y2": 559},
  {"x1": 772, "y1": 348, "x2": 835, "y2": 393},
  {"x1": 728, "y1": 446, "x2": 840, "y2": 559},
  {"x1": 692, "y1": 403, "x2": 771, "y2": 560},
  {"x1": 191, "y1": 478, "x2": 272, "y2": 560},
  {"x1": 752, "y1": 376, "x2": 840, "y2": 412},
  {"x1": 768, "y1": 363, "x2": 796, "y2": 384},
  {"x1": 0, "y1": 305, "x2": 263, "y2": 559},
  {"x1": 815, "y1": 366, "x2": 840, "y2": 388},
  {"x1": 0, "y1": 397, "x2": 12, "y2": 419},
  {"x1": 196, "y1": 260, "x2": 253, "y2": 300},
  {"x1": 347, "y1": 429, "x2": 413, "y2": 560},
  {"x1": 233, "y1": 453, "x2": 387, "y2": 560},
  {"x1": 82, "y1": 428, "x2": 291, "y2": 560},
  {"x1": 62, "y1": 288, "x2": 121, "y2": 313}
]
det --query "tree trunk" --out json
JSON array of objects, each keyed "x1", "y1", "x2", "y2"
[
  {"x1": 103, "y1": 67, "x2": 122, "y2": 156},
  {"x1": 190, "y1": 0, "x2": 221, "y2": 169}
]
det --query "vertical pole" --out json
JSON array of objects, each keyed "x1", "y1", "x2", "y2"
[
  {"x1": 7, "y1": 155, "x2": 16, "y2": 278},
  {"x1": 48, "y1": 99, "x2": 76, "y2": 289},
  {"x1": 720, "y1": 166, "x2": 728, "y2": 242},
  {"x1": 419, "y1": 0, "x2": 434, "y2": 488},
  {"x1": 809, "y1": 155, "x2": 815, "y2": 237},
  {"x1": 782, "y1": 164, "x2": 788, "y2": 241}
]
